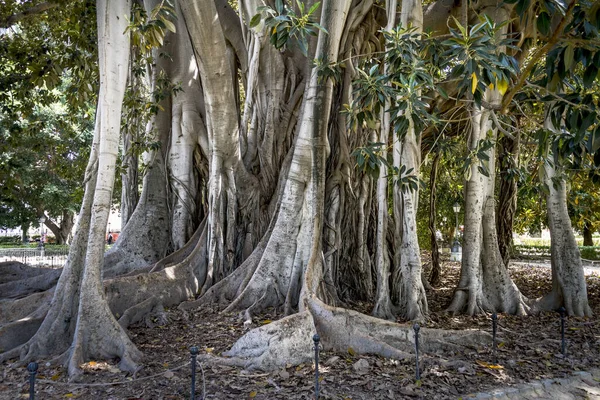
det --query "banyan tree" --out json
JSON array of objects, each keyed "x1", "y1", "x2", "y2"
[{"x1": 1, "y1": 0, "x2": 597, "y2": 377}]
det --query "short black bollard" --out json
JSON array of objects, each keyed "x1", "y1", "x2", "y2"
[
  {"x1": 27, "y1": 362, "x2": 38, "y2": 400},
  {"x1": 491, "y1": 313, "x2": 498, "y2": 363},
  {"x1": 413, "y1": 323, "x2": 420, "y2": 382},
  {"x1": 313, "y1": 334, "x2": 320, "y2": 399},
  {"x1": 190, "y1": 346, "x2": 199, "y2": 400},
  {"x1": 559, "y1": 307, "x2": 566, "y2": 356}
]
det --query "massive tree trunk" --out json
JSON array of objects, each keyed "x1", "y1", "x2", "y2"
[
  {"x1": 447, "y1": 3, "x2": 528, "y2": 316},
  {"x1": 532, "y1": 117, "x2": 592, "y2": 317},
  {"x1": 191, "y1": 0, "x2": 490, "y2": 369}
]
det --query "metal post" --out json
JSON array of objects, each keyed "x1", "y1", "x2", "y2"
[
  {"x1": 190, "y1": 346, "x2": 198, "y2": 400},
  {"x1": 491, "y1": 313, "x2": 498, "y2": 363},
  {"x1": 559, "y1": 307, "x2": 566, "y2": 356},
  {"x1": 413, "y1": 323, "x2": 420, "y2": 381},
  {"x1": 313, "y1": 334, "x2": 320, "y2": 399},
  {"x1": 27, "y1": 362, "x2": 38, "y2": 400}
]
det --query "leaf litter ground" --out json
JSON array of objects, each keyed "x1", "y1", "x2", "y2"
[{"x1": 1, "y1": 258, "x2": 600, "y2": 399}]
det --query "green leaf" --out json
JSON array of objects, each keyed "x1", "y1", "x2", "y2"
[
  {"x1": 537, "y1": 12, "x2": 550, "y2": 36},
  {"x1": 588, "y1": 126, "x2": 600, "y2": 154},
  {"x1": 564, "y1": 45, "x2": 575, "y2": 71},
  {"x1": 515, "y1": 0, "x2": 531, "y2": 16},
  {"x1": 583, "y1": 64, "x2": 598, "y2": 87},
  {"x1": 308, "y1": 2, "x2": 321, "y2": 15},
  {"x1": 249, "y1": 14, "x2": 262, "y2": 28},
  {"x1": 159, "y1": 17, "x2": 175, "y2": 33},
  {"x1": 275, "y1": 0, "x2": 284, "y2": 14}
]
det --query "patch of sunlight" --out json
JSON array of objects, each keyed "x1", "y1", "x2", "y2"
[{"x1": 165, "y1": 267, "x2": 176, "y2": 280}]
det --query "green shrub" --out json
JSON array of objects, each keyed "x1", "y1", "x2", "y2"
[
  {"x1": 580, "y1": 246, "x2": 600, "y2": 260},
  {"x1": 514, "y1": 244, "x2": 600, "y2": 260},
  {"x1": 0, "y1": 236, "x2": 20, "y2": 244}
]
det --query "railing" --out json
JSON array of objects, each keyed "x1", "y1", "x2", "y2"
[{"x1": 0, "y1": 247, "x2": 69, "y2": 268}]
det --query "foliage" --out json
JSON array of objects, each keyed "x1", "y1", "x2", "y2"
[
  {"x1": 0, "y1": 88, "x2": 92, "y2": 230},
  {"x1": 250, "y1": 0, "x2": 327, "y2": 57},
  {"x1": 0, "y1": 1, "x2": 99, "y2": 233},
  {"x1": 441, "y1": 16, "x2": 519, "y2": 106}
]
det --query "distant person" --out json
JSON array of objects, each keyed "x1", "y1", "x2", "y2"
[{"x1": 107, "y1": 234, "x2": 113, "y2": 245}]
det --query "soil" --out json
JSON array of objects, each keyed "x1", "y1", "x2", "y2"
[{"x1": 1, "y1": 259, "x2": 599, "y2": 399}]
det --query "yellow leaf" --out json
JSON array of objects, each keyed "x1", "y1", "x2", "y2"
[
  {"x1": 348, "y1": 347, "x2": 356, "y2": 356},
  {"x1": 497, "y1": 78, "x2": 509, "y2": 95},
  {"x1": 51, "y1": 373, "x2": 61, "y2": 381},
  {"x1": 476, "y1": 360, "x2": 504, "y2": 369},
  {"x1": 163, "y1": 363, "x2": 169, "y2": 368},
  {"x1": 249, "y1": 391, "x2": 257, "y2": 398},
  {"x1": 260, "y1": 320, "x2": 272, "y2": 325},
  {"x1": 205, "y1": 347, "x2": 214, "y2": 353},
  {"x1": 88, "y1": 361, "x2": 97, "y2": 367},
  {"x1": 471, "y1": 72, "x2": 478, "y2": 94},
  {"x1": 488, "y1": 82, "x2": 494, "y2": 90},
  {"x1": 64, "y1": 394, "x2": 75, "y2": 398}
]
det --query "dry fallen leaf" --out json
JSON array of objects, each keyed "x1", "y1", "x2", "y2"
[{"x1": 476, "y1": 360, "x2": 504, "y2": 370}]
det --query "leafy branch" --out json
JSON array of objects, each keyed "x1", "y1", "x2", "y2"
[{"x1": 250, "y1": 0, "x2": 327, "y2": 56}]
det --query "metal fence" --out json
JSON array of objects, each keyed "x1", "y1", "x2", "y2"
[{"x1": 0, "y1": 247, "x2": 69, "y2": 268}]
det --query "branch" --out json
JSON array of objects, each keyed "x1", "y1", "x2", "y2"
[
  {"x1": 0, "y1": 2, "x2": 60, "y2": 29},
  {"x1": 500, "y1": 0, "x2": 577, "y2": 113}
]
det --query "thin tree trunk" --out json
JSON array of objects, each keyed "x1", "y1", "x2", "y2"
[
  {"x1": 428, "y1": 151, "x2": 441, "y2": 287},
  {"x1": 496, "y1": 132, "x2": 519, "y2": 264},
  {"x1": 390, "y1": 0, "x2": 428, "y2": 321},
  {"x1": 583, "y1": 222, "x2": 594, "y2": 247},
  {"x1": 120, "y1": 129, "x2": 138, "y2": 227},
  {"x1": 372, "y1": 0, "x2": 397, "y2": 321},
  {"x1": 67, "y1": 0, "x2": 142, "y2": 378},
  {"x1": 533, "y1": 114, "x2": 592, "y2": 317}
]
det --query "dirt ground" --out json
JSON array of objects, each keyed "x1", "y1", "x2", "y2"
[{"x1": 1, "y1": 260, "x2": 599, "y2": 399}]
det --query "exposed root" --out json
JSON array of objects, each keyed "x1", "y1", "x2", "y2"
[
  {"x1": 0, "y1": 268, "x2": 61, "y2": 299},
  {"x1": 149, "y1": 221, "x2": 204, "y2": 273},
  {"x1": 180, "y1": 239, "x2": 266, "y2": 311},
  {"x1": 67, "y1": 299, "x2": 143, "y2": 379},
  {"x1": 0, "y1": 261, "x2": 54, "y2": 284},
  {"x1": 118, "y1": 296, "x2": 165, "y2": 329},
  {"x1": 0, "y1": 290, "x2": 53, "y2": 323},
  {"x1": 531, "y1": 290, "x2": 593, "y2": 317},
  {"x1": 208, "y1": 297, "x2": 490, "y2": 372},
  {"x1": 447, "y1": 287, "x2": 486, "y2": 316}
]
